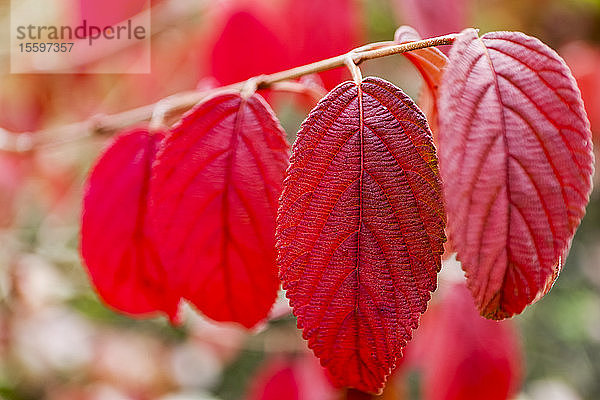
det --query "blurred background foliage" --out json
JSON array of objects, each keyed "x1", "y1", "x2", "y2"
[{"x1": 0, "y1": 0, "x2": 599, "y2": 399}]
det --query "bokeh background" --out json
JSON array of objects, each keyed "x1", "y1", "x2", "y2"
[{"x1": 0, "y1": 0, "x2": 600, "y2": 399}]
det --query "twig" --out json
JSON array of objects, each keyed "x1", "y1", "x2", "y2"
[{"x1": 0, "y1": 33, "x2": 458, "y2": 153}]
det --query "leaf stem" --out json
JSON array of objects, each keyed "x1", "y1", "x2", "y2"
[
  {"x1": 0, "y1": 33, "x2": 458, "y2": 153},
  {"x1": 344, "y1": 54, "x2": 363, "y2": 84}
]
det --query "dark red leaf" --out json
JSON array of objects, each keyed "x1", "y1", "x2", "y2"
[
  {"x1": 438, "y1": 29, "x2": 595, "y2": 319},
  {"x1": 81, "y1": 128, "x2": 179, "y2": 320},
  {"x1": 277, "y1": 77, "x2": 446, "y2": 393},
  {"x1": 394, "y1": 25, "x2": 448, "y2": 136},
  {"x1": 149, "y1": 91, "x2": 289, "y2": 328},
  {"x1": 414, "y1": 282, "x2": 522, "y2": 400}
]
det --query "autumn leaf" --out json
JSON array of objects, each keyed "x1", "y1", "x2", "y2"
[
  {"x1": 394, "y1": 25, "x2": 448, "y2": 136},
  {"x1": 246, "y1": 355, "x2": 337, "y2": 400},
  {"x1": 149, "y1": 91, "x2": 289, "y2": 328},
  {"x1": 561, "y1": 41, "x2": 600, "y2": 141},
  {"x1": 393, "y1": 0, "x2": 469, "y2": 41},
  {"x1": 210, "y1": 7, "x2": 291, "y2": 85},
  {"x1": 81, "y1": 128, "x2": 179, "y2": 320},
  {"x1": 394, "y1": 26, "x2": 447, "y2": 99},
  {"x1": 277, "y1": 77, "x2": 446, "y2": 393},
  {"x1": 284, "y1": 0, "x2": 364, "y2": 89},
  {"x1": 412, "y1": 282, "x2": 522, "y2": 400},
  {"x1": 438, "y1": 29, "x2": 595, "y2": 319},
  {"x1": 208, "y1": 0, "x2": 363, "y2": 89}
]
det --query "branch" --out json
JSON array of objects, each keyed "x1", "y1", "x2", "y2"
[{"x1": 0, "y1": 33, "x2": 458, "y2": 153}]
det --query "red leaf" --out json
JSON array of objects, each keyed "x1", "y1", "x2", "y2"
[
  {"x1": 283, "y1": 0, "x2": 364, "y2": 89},
  {"x1": 393, "y1": 0, "x2": 469, "y2": 41},
  {"x1": 415, "y1": 282, "x2": 522, "y2": 400},
  {"x1": 149, "y1": 91, "x2": 289, "y2": 328},
  {"x1": 277, "y1": 77, "x2": 446, "y2": 393},
  {"x1": 249, "y1": 360, "x2": 300, "y2": 400},
  {"x1": 394, "y1": 26, "x2": 447, "y2": 98},
  {"x1": 210, "y1": 8, "x2": 291, "y2": 85},
  {"x1": 394, "y1": 25, "x2": 448, "y2": 136},
  {"x1": 438, "y1": 29, "x2": 595, "y2": 319},
  {"x1": 246, "y1": 355, "x2": 337, "y2": 400},
  {"x1": 208, "y1": 0, "x2": 363, "y2": 89},
  {"x1": 561, "y1": 41, "x2": 600, "y2": 140},
  {"x1": 81, "y1": 128, "x2": 179, "y2": 320}
]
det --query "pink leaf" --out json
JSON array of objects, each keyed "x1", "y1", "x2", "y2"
[{"x1": 438, "y1": 29, "x2": 595, "y2": 319}]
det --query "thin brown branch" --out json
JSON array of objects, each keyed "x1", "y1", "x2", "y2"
[{"x1": 0, "y1": 33, "x2": 458, "y2": 153}]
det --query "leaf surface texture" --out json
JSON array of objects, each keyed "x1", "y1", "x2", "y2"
[
  {"x1": 438, "y1": 29, "x2": 594, "y2": 319},
  {"x1": 150, "y1": 92, "x2": 289, "y2": 328},
  {"x1": 81, "y1": 128, "x2": 178, "y2": 320},
  {"x1": 277, "y1": 77, "x2": 446, "y2": 393}
]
